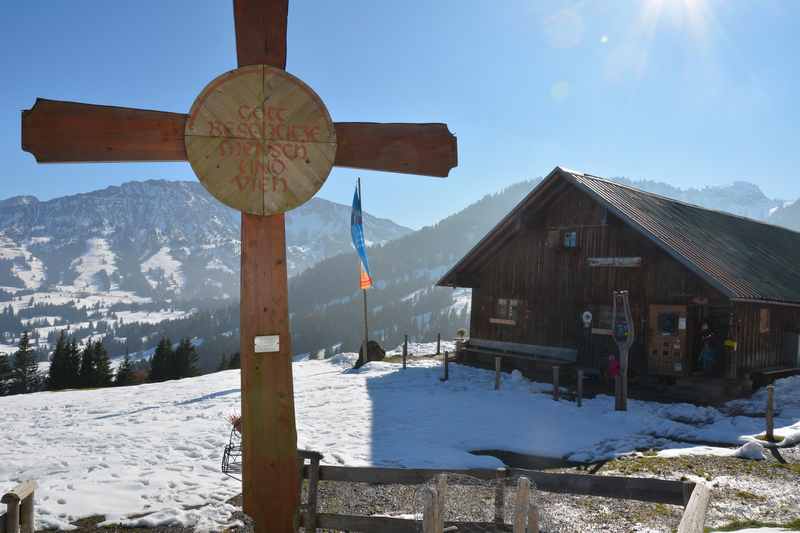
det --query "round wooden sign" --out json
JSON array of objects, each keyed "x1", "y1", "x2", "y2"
[{"x1": 185, "y1": 65, "x2": 337, "y2": 215}]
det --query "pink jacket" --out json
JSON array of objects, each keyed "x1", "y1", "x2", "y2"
[{"x1": 608, "y1": 357, "x2": 620, "y2": 377}]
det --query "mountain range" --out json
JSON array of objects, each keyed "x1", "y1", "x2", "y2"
[{"x1": 0, "y1": 180, "x2": 410, "y2": 301}]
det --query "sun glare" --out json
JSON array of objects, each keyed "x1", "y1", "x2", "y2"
[
  {"x1": 599, "y1": 0, "x2": 718, "y2": 81},
  {"x1": 640, "y1": 0, "x2": 714, "y2": 43}
]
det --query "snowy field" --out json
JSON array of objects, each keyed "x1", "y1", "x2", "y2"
[{"x1": 1, "y1": 354, "x2": 799, "y2": 530}]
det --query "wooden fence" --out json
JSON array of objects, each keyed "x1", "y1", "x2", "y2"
[
  {"x1": 1, "y1": 481, "x2": 37, "y2": 533},
  {"x1": 296, "y1": 451, "x2": 710, "y2": 532}
]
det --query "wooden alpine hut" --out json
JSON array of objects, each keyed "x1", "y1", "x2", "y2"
[{"x1": 438, "y1": 167, "x2": 800, "y2": 402}]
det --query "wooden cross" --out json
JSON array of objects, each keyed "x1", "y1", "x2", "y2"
[{"x1": 20, "y1": 1, "x2": 457, "y2": 531}]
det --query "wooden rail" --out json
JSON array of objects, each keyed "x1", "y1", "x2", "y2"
[
  {"x1": 1, "y1": 481, "x2": 37, "y2": 533},
  {"x1": 285, "y1": 453, "x2": 707, "y2": 531},
  {"x1": 303, "y1": 513, "x2": 511, "y2": 532},
  {"x1": 300, "y1": 464, "x2": 695, "y2": 506}
]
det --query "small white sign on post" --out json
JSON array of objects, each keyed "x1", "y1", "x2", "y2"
[{"x1": 254, "y1": 335, "x2": 280, "y2": 354}]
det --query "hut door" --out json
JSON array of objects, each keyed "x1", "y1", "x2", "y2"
[{"x1": 648, "y1": 305, "x2": 688, "y2": 376}]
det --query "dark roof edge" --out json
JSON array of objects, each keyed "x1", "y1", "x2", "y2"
[
  {"x1": 730, "y1": 298, "x2": 800, "y2": 309},
  {"x1": 582, "y1": 173, "x2": 800, "y2": 239}
]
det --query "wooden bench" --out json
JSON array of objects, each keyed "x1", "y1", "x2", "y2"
[
  {"x1": 751, "y1": 368, "x2": 800, "y2": 389},
  {"x1": 462, "y1": 345, "x2": 569, "y2": 365},
  {"x1": 1, "y1": 481, "x2": 37, "y2": 533}
]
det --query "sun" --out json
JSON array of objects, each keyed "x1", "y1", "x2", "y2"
[
  {"x1": 600, "y1": 0, "x2": 718, "y2": 81},
  {"x1": 639, "y1": 0, "x2": 714, "y2": 43}
]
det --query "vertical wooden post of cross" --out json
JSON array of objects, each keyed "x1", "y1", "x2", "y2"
[
  {"x1": 240, "y1": 213, "x2": 299, "y2": 530},
  {"x1": 231, "y1": 3, "x2": 298, "y2": 530}
]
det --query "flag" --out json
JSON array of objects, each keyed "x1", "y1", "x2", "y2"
[{"x1": 351, "y1": 184, "x2": 373, "y2": 290}]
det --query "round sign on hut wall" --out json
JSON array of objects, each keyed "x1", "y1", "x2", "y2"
[{"x1": 185, "y1": 65, "x2": 337, "y2": 215}]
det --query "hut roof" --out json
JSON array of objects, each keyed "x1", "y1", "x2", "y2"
[{"x1": 438, "y1": 167, "x2": 800, "y2": 306}]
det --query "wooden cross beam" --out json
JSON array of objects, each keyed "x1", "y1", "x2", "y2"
[{"x1": 20, "y1": 1, "x2": 457, "y2": 532}]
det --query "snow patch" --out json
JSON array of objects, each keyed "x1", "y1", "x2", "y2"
[
  {"x1": 141, "y1": 247, "x2": 185, "y2": 291},
  {"x1": 70, "y1": 238, "x2": 117, "y2": 291},
  {"x1": 0, "y1": 234, "x2": 46, "y2": 289}
]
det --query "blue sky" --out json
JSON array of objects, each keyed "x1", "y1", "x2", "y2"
[{"x1": 1, "y1": 1, "x2": 798, "y2": 229}]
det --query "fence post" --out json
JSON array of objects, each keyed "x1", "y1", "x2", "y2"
[
  {"x1": 4, "y1": 499, "x2": 20, "y2": 533},
  {"x1": 422, "y1": 486, "x2": 440, "y2": 533},
  {"x1": 437, "y1": 474, "x2": 447, "y2": 532},
  {"x1": 20, "y1": 494, "x2": 34, "y2": 533},
  {"x1": 677, "y1": 481, "x2": 711, "y2": 533},
  {"x1": 528, "y1": 486, "x2": 540, "y2": 533},
  {"x1": 614, "y1": 375, "x2": 623, "y2": 411},
  {"x1": 513, "y1": 477, "x2": 530, "y2": 533},
  {"x1": 552, "y1": 366, "x2": 560, "y2": 401},
  {"x1": 304, "y1": 452, "x2": 321, "y2": 531},
  {"x1": 495, "y1": 357, "x2": 502, "y2": 390},
  {"x1": 436, "y1": 333, "x2": 441, "y2": 355},
  {"x1": 766, "y1": 384, "x2": 775, "y2": 442},
  {"x1": 403, "y1": 334, "x2": 408, "y2": 369},
  {"x1": 441, "y1": 350, "x2": 449, "y2": 382},
  {"x1": 493, "y1": 467, "x2": 507, "y2": 525},
  {"x1": 2, "y1": 481, "x2": 37, "y2": 533},
  {"x1": 577, "y1": 369, "x2": 584, "y2": 407}
]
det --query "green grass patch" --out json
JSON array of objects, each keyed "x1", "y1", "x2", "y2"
[
  {"x1": 708, "y1": 517, "x2": 800, "y2": 531},
  {"x1": 732, "y1": 489, "x2": 765, "y2": 502},
  {"x1": 753, "y1": 433, "x2": 785, "y2": 443},
  {"x1": 772, "y1": 462, "x2": 800, "y2": 475}
]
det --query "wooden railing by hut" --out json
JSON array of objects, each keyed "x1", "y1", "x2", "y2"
[
  {"x1": 1, "y1": 481, "x2": 37, "y2": 533},
  {"x1": 293, "y1": 451, "x2": 711, "y2": 532}
]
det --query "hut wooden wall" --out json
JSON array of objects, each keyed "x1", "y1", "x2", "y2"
[
  {"x1": 469, "y1": 182, "x2": 731, "y2": 372},
  {"x1": 733, "y1": 302, "x2": 800, "y2": 372}
]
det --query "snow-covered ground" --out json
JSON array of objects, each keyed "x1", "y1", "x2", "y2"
[{"x1": 1, "y1": 355, "x2": 799, "y2": 530}]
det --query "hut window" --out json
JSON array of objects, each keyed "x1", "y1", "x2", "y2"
[
  {"x1": 760, "y1": 308, "x2": 770, "y2": 334},
  {"x1": 495, "y1": 298, "x2": 521, "y2": 322},
  {"x1": 657, "y1": 313, "x2": 679, "y2": 336},
  {"x1": 563, "y1": 231, "x2": 577, "y2": 248}
]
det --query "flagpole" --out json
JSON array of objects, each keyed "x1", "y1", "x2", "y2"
[{"x1": 358, "y1": 178, "x2": 370, "y2": 365}]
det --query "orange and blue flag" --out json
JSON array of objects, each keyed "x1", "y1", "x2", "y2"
[{"x1": 351, "y1": 185, "x2": 373, "y2": 290}]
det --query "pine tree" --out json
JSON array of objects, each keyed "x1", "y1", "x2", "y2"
[
  {"x1": 93, "y1": 340, "x2": 113, "y2": 387},
  {"x1": 173, "y1": 338, "x2": 199, "y2": 379},
  {"x1": 47, "y1": 331, "x2": 71, "y2": 390},
  {"x1": 79, "y1": 340, "x2": 96, "y2": 388},
  {"x1": 115, "y1": 352, "x2": 134, "y2": 386},
  {"x1": 228, "y1": 352, "x2": 241, "y2": 369},
  {"x1": 12, "y1": 331, "x2": 40, "y2": 394},
  {"x1": 217, "y1": 354, "x2": 229, "y2": 372},
  {"x1": 0, "y1": 351, "x2": 11, "y2": 395},
  {"x1": 149, "y1": 337, "x2": 172, "y2": 382},
  {"x1": 66, "y1": 339, "x2": 82, "y2": 389}
]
